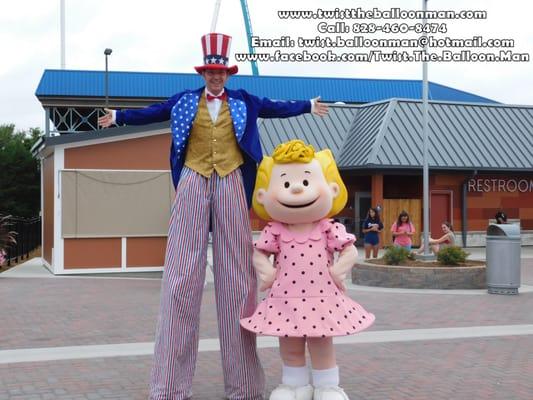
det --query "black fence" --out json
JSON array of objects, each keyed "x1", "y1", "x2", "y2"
[{"x1": 3, "y1": 216, "x2": 41, "y2": 267}]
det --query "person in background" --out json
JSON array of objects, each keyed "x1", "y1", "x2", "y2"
[
  {"x1": 362, "y1": 207, "x2": 383, "y2": 259},
  {"x1": 390, "y1": 210, "x2": 415, "y2": 251},
  {"x1": 416, "y1": 221, "x2": 456, "y2": 255},
  {"x1": 495, "y1": 211, "x2": 508, "y2": 224}
]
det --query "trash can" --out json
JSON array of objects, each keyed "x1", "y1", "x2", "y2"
[{"x1": 486, "y1": 223, "x2": 521, "y2": 295}]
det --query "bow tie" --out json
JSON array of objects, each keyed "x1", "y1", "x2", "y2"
[{"x1": 206, "y1": 92, "x2": 227, "y2": 102}]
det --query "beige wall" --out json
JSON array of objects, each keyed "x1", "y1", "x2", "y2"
[{"x1": 61, "y1": 133, "x2": 173, "y2": 270}]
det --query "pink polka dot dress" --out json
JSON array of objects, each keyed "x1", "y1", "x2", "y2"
[{"x1": 241, "y1": 219, "x2": 375, "y2": 337}]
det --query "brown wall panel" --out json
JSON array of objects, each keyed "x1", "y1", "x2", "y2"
[
  {"x1": 502, "y1": 196, "x2": 533, "y2": 208},
  {"x1": 466, "y1": 208, "x2": 484, "y2": 219},
  {"x1": 469, "y1": 196, "x2": 509, "y2": 208},
  {"x1": 433, "y1": 175, "x2": 464, "y2": 186},
  {"x1": 519, "y1": 208, "x2": 533, "y2": 219},
  {"x1": 382, "y1": 199, "x2": 421, "y2": 246},
  {"x1": 466, "y1": 174, "x2": 533, "y2": 230},
  {"x1": 127, "y1": 237, "x2": 167, "y2": 267},
  {"x1": 345, "y1": 176, "x2": 371, "y2": 193},
  {"x1": 468, "y1": 191, "x2": 484, "y2": 198},
  {"x1": 521, "y1": 219, "x2": 533, "y2": 229},
  {"x1": 64, "y1": 133, "x2": 171, "y2": 170},
  {"x1": 371, "y1": 174, "x2": 384, "y2": 213},
  {"x1": 64, "y1": 238, "x2": 121, "y2": 269},
  {"x1": 469, "y1": 219, "x2": 487, "y2": 230},
  {"x1": 43, "y1": 155, "x2": 54, "y2": 264},
  {"x1": 384, "y1": 175, "x2": 422, "y2": 198}
]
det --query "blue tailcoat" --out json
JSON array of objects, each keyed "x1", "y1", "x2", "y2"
[{"x1": 116, "y1": 87, "x2": 311, "y2": 207}]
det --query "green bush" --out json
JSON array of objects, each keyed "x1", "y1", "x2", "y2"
[
  {"x1": 437, "y1": 246, "x2": 469, "y2": 265},
  {"x1": 383, "y1": 246, "x2": 410, "y2": 265}
]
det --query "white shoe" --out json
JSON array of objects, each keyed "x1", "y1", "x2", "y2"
[
  {"x1": 269, "y1": 384, "x2": 314, "y2": 400},
  {"x1": 313, "y1": 386, "x2": 349, "y2": 400}
]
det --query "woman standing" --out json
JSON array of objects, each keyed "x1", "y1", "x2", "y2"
[
  {"x1": 362, "y1": 208, "x2": 383, "y2": 259},
  {"x1": 391, "y1": 211, "x2": 416, "y2": 250}
]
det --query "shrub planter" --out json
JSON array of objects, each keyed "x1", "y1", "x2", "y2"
[{"x1": 352, "y1": 260, "x2": 486, "y2": 289}]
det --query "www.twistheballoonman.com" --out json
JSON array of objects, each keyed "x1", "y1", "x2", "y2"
[{"x1": 277, "y1": 8, "x2": 488, "y2": 20}]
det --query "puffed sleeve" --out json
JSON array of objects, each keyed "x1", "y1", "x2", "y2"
[
  {"x1": 253, "y1": 222, "x2": 280, "y2": 254},
  {"x1": 322, "y1": 220, "x2": 356, "y2": 252}
]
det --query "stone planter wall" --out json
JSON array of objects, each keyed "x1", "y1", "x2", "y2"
[{"x1": 352, "y1": 261, "x2": 486, "y2": 289}]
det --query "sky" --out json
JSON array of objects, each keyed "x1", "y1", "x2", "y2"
[{"x1": 0, "y1": 0, "x2": 532, "y2": 132}]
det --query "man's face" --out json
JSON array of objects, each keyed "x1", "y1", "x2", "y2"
[{"x1": 202, "y1": 69, "x2": 229, "y2": 94}]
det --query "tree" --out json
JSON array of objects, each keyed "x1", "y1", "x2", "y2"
[{"x1": 0, "y1": 124, "x2": 42, "y2": 217}]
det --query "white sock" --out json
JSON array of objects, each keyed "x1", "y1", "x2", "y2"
[
  {"x1": 282, "y1": 364, "x2": 310, "y2": 387},
  {"x1": 312, "y1": 366, "x2": 339, "y2": 388}
]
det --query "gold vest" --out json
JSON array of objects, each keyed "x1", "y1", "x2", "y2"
[{"x1": 184, "y1": 95, "x2": 244, "y2": 178}]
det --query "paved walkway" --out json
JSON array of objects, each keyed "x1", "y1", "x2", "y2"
[{"x1": 1, "y1": 248, "x2": 532, "y2": 399}]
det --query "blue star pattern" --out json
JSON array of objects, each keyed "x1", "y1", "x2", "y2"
[
  {"x1": 228, "y1": 97, "x2": 247, "y2": 142},
  {"x1": 204, "y1": 55, "x2": 228, "y2": 66},
  {"x1": 171, "y1": 93, "x2": 200, "y2": 157}
]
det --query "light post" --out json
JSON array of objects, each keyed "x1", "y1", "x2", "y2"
[
  {"x1": 60, "y1": 0, "x2": 65, "y2": 69},
  {"x1": 104, "y1": 48, "x2": 112, "y2": 108},
  {"x1": 421, "y1": 0, "x2": 432, "y2": 258}
]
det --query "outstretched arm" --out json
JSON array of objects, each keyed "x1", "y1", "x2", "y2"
[
  {"x1": 254, "y1": 95, "x2": 328, "y2": 118},
  {"x1": 98, "y1": 92, "x2": 183, "y2": 128}
]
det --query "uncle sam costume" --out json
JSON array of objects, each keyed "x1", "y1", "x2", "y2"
[{"x1": 113, "y1": 33, "x2": 313, "y2": 400}]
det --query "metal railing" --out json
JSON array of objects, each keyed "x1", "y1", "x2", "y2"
[{"x1": 2, "y1": 216, "x2": 41, "y2": 267}]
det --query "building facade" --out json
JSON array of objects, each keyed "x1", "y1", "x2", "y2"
[{"x1": 33, "y1": 70, "x2": 532, "y2": 274}]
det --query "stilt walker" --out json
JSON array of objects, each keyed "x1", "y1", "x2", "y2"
[{"x1": 98, "y1": 8, "x2": 329, "y2": 398}]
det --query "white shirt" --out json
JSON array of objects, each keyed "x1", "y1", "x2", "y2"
[{"x1": 204, "y1": 88, "x2": 225, "y2": 123}]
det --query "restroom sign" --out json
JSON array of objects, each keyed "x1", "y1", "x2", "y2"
[{"x1": 468, "y1": 178, "x2": 533, "y2": 193}]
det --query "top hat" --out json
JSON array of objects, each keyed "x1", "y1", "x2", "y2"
[{"x1": 195, "y1": 33, "x2": 238, "y2": 75}]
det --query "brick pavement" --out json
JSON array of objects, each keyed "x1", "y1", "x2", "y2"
[
  {"x1": 0, "y1": 257, "x2": 532, "y2": 399},
  {"x1": 2, "y1": 260, "x2": 533, "y2": 350},
  {"x1": 1, "y1": 337, "x2": 532, "y2": 399}
]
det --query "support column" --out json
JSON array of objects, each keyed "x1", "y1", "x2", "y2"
[
  {"x1": 45, "y1": 108, "x2": 50, "y2": 137},
  {"x1": 371, "y1": 173, "x2": 384, "y2": 249},
  {"x1": 371, "y1": 173, "x2": 384, "y2": 209}
]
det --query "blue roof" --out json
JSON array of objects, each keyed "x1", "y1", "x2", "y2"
[{"x1": 35, "y1": 69, "x2": 498, "y2": 104}]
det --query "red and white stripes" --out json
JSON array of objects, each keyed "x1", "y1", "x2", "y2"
[
  {"x1": 201, "y1": 33, "x2": 231, "y2": 64},
  {"x1": 150, "y1": 167, "x2": 264, "y2": 400}
]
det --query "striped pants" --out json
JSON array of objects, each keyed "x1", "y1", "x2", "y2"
[{"x1": 150, "y1": 167, "x2": 265, "y2": 400}]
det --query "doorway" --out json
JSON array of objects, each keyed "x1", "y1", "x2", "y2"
[{"x1": 430, "y1": 190, "x2": 453, "y2": 237}]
